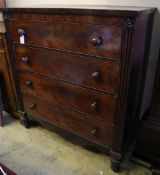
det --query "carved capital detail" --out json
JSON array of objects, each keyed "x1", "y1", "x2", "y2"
[
  {"x1": 3, "y1": 12, "x2": 10, "y2": 20},
  {"x1": 125, "y1": 18, "x2": 134, "y2": 28}
]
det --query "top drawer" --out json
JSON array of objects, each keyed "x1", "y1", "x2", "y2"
[{"x1": 9, "y1": 20, "x2": 123, "y2": 60}]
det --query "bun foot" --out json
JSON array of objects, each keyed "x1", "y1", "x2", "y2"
[
  {"x1": 20, "y1": 116, "x2": 30, "y2": 128},
  {"x1": 19, "y1": 110, "x2": 30, "y2": 128},
  {"x1": 111, "y1": 159, "x2": 120, "y2": 172}
]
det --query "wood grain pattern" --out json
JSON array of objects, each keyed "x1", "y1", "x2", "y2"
[
  {"x1": 9, "y1": 14, "x2": 125, "y2": 27},
  {"x1": 5, "y1": 7, "x2": 156, "y2": 18},
  {"x1": 3, "y1": 7, "x2": 156, "y2": 172},
  {"x1": 22, "y1": 92, "x2": 113, "y2": 147},
  {"x1": 15, "y1": 45, "x2": 120, "y2": 94},
  {"x1": 19, "y1": 70, "x2": 117, "y2": 124},
  {"x1": 10, "y1": 20, "x2": 122, "y2": 60}
]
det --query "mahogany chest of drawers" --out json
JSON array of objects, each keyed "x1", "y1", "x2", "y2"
[{"x1": 4, "y1": 6, "x2": 156, "y2": 171}]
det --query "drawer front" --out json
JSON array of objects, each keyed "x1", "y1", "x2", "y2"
[
  {"x1": 10, "y1": 20, "x2": 122, "y2": 60},
  {"x1": 22, "y1": 93, "x2": 113, "y2": 147},
  {"x1": 15, "y1": 45, "x2": 120, "y2": 94},
  {"x1": 19, "y1": 71, "x2": 117, "y2": 124}
]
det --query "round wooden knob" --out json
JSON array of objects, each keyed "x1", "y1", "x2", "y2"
[
  {"x1": 18, "y1": 28, "x2": 25, "y2": 35},
  {"x1": 29, "y1": 103, "x2": 36, "y2": 110},
  {"x1": 91, "y1": 101, "x2": 99, "y2": 110},
  {"x1": 22, "y1": 57, "x2": 29, "y2": 64},
  {"x1": 25, "y1": 81, "x2": 32, "y2": 87},
  {"x1": 90, "y1": 128, "x2": 98, "y2": 136},
  {"x1": 91, "y1": 36, "x2": 103, "y2": 46},
  {"x1": 91, "y1": 71, "x2": 101, "y2": 80}
]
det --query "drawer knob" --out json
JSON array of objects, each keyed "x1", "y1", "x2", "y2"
[
  {"x1": 92, "y1": 71, "x2": 101, "y2": 80},
  {"x1": 91, "y1": 101, "x2": 99, "y2": 111},
  {"x1": 22, "y1": 57, "x2": 29, "y2": 64},
  {"x1": 25, "y1": 81, "x2": 32, "y2": 87},
  {"x1": 29, "y1": 103, "x2": 36, "y2": 110},
  {"x1": 18, "y1": 28, "x2": 25, "y2": 36},
  {"x1": 90, "y1": 128, "x2": 98, "y2": 136},
  {"x1": 91, "y1": 36, "x2": 103, "y2": 46}
]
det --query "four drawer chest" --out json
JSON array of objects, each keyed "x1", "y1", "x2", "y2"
[{"x1": 4, "y1": 6, "x2": 156, "y2": 171}]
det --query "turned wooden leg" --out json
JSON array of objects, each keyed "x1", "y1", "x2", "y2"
[
  {"x1": 111, "y1": 159, "x2": 121, "y2": 172},
  {"x1": 19, "y1": 110, "x2": 30, "y2": 128},
  {"x1": 110, "y1": 150, "x2": 122, "y2": 172}
]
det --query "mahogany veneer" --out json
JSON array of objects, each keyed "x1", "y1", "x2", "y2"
[
  {"x1": 4, "y1": 6, "x2": 156, "y2": 171},
  {"x1": 22, "y1": 93, "x2": 113, "y2": 147},
  {"x1": 10, "y1": 20, "x2": 122, "y2": 60},
  {"x1": 15, "y1": 45, "x2": 120, "y2": 94},
  {"x1": 19, "y1": 70, "x2": 117, "y2": 123}
]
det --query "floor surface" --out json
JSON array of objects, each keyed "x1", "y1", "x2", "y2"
[{"x1": 0, "y1": 113, "x2": 151, "y2": 175}]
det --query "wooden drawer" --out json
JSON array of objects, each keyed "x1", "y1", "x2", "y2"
[
  {"x1": 15, "y1": 45, "x2": 120, "y2": 94},
  {"x1": 19, "y1": 71, "x2": 117, "y2": 124},
  {"x1": 10, "y1": 20, "x2": 122, "y2": 60},
  {"x1": 22, "y1": 93, "x2": 113, "y2": 147}
]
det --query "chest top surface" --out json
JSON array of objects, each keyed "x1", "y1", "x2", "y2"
[{"x1": 3, "y1": 5, "x2": 156, "y2": 17}]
